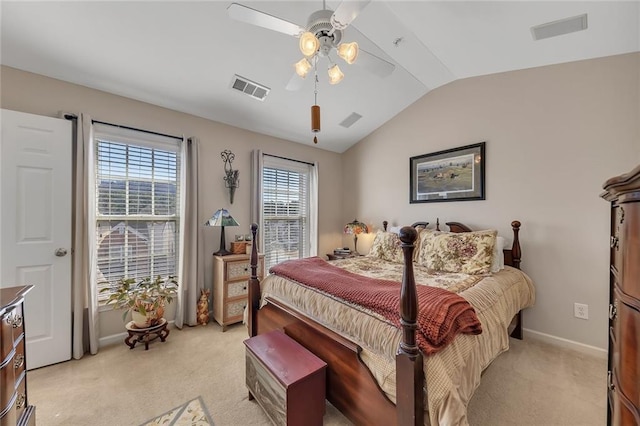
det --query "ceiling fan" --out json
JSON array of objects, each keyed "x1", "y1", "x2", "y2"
[{"x1": 227, "y1": 1, "x2": 395, "y2": 90}]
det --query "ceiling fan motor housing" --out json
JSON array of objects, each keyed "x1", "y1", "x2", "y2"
[{"x1": 307, "y1": 9, "x2": 342, "y2": 53}]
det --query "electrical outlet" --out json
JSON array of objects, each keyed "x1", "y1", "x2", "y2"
[{"x1": 574, "y1": 303, "x2": 589, "y2": 320}]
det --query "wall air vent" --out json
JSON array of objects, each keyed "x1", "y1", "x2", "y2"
[
  {"x1": 531, "y1": 14, "x2": 588, "y2": 41},
  {"x1": 230, "y1": 75, "x2": 270, "y2": 101},
  {"x1": 339, "y1": 112, "x2": 362, "y2": 128}
]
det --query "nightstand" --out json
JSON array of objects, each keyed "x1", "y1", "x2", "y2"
[
  {"x1": 326, "y1": 253, "x2": 359, "y2": 260},
  {"x1": 213, "y1": 253, "x2": 265, "y2": 331}
]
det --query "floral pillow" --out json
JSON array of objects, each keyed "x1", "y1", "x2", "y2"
[
  {"x1": 367, "y1": 231, "x2": 404, "y2": 263},
  {"x1": 417, "y1": 229, "x2": 497, "y2": 275}
]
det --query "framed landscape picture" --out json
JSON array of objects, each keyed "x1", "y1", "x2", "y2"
[{"x1": 410, "y1": 142, "x2": 485, "y2": 203}]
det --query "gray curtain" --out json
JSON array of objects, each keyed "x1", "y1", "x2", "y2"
[
  {"x1": 69, "y1": 113, "x2": 99, "y2": 358},
  {"x1": 176, "y1": 137, "x2": 202, "y2": 328}
]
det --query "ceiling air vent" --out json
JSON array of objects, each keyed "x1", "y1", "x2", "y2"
[
  {"x1": 339, "y1": 112, "x2": 362, "y2": 128},
  {"x1": 531, "y1": 14, "x2": 588, "y2": 41},
  {"x1": 230, "y1": 75, "x2": 270, "y2": 101}
]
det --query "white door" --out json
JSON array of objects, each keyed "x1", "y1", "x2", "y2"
[{"x1": 1, "y1": 109, "x2": 72, "y2": 369}]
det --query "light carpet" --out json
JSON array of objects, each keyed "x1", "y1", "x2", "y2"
[{"x1": 140, "y1": 396, "x2": 213, "y2": 426}]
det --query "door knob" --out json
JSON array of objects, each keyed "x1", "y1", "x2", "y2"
[{"x1": 55, "y1": 248, "x2": 68, "y2": 257}]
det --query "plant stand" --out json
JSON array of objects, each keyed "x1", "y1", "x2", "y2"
[{"x1": 124, "y1": 318, "x2": 169, "y2": 350}]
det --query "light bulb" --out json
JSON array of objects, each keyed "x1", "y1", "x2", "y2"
[
  {"x1": 299, "y1": 32, "x2": 319, "y2": 57},
  {"x1": 327, "y1": 64, "x2": 344, "y2": 85},
  {"x1": 337, "y1": 42, "x2": 359, "y2": 64},
  {"x1": 294, "y1": 58, "x2": 312, "y2": 78}
]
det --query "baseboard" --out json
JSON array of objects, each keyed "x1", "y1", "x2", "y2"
[
  {"x1": 523, "y1": 328, "x2": 607, "y2": 359},
  {"x1": 98, "y1": 319, "x2": 176, "y2": 349}
]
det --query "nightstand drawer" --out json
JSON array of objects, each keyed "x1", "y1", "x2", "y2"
[
  {"x1": 225, "y1": 299, "x2": 247, "y2": 321},
  {"x1": 228, "y1": 280, "x2": 249, "y2": 298},
  {"x1": 227, "y1": 258, "x2": 264, "y2": 281}
]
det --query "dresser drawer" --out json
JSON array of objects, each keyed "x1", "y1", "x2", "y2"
[
  {"x1": 1, "y1": 305, "x2": 22, "y2": 364},
  {"x1": 611, "y1": 372, "x2": 640, "y2": 426},
  {"x1": 615, "y1": 299, "x2": 639, "y2": 409},
  {"x1": 0, "y1": 351, "x2": 16, "y2": 412},
  {"x1": 228, "y1": 280, "x2": 249, "y2": 298},
  {"x1": 610, "y1": 206, "x2": 623, "y2": 277},
  {"x1": 621, "y1": 203, "x2": 640, "y2": 300}
]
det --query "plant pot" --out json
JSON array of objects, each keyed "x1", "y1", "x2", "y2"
[{"x1": 131, "y1": 309, "x2": 158, "y2": 328}]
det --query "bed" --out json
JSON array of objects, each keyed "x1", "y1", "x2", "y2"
[{"x1": 246, "y1": 220, "x2": 534, "y2": 426}]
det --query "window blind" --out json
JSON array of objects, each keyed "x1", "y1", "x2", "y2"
[
  {"x1": 262, "y1": 157, "x2": 312, "y2": 270},
  {"x1": 94, "y1": 128, "x2": 181, "y2": 302}
]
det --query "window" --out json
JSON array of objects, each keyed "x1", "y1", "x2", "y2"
[
  {"x1": 93, "y1": 124, "x2": 181, "y2": 302},
  {"x1": 259, "y1": 155, "x2": 317, "y2": 270}
]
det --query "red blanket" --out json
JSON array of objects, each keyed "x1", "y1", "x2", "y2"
[{"x1": 270, "y1": 257, "x2": 482, "y2": 355}]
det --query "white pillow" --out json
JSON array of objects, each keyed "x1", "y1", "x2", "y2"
[
  {"x1": 388, "y1": 226, "x2": 402, "y2": 234},
  {"x1": 490, "y1": 236, "x2": 505, "y2": 273}
]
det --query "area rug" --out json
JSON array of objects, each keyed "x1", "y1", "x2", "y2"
[{"x1": 140, "y1": 396, "x2": 214, "y2": 426}]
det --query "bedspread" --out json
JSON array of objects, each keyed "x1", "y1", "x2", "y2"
[{"x1": 259, "y1": 257, "x2": 535, "y2": 425}]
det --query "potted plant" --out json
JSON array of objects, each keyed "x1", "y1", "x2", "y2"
[{"x1": 100, "y1": 275, "x2": 179, "y2": 328}]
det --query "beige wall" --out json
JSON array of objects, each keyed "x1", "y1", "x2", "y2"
[
  {"x1": 3, "y1": 52, "x2": 638, "y2": 349},
  {"x1": 343, "y1": 53, "x2": 640, "y2": 350},
  {"x1": 1, "y1": 66, "x2": 344, "y2": 338}
]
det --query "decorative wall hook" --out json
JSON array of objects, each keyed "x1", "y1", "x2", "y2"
[{"x1": 221, "y1": 150, "x2": 239, "y2": 204}]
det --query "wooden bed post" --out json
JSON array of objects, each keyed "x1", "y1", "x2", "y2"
[
  {"x1": 248, "y1": 223, "x2": 260, "y2": 337},
  {"x1": 510, "y1": 220, "x2": 521, "y2": 270},
  {"x1": 396, "y1": 226, "x2": 424, "y2": 426}
]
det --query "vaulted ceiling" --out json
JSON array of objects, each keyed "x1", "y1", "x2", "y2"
[{"x1": 2, "y1": 1, "x2": 638, "y2": 153}]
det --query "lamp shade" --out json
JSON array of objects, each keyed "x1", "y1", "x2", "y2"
[
  {"x1": 337, "y1": 42, "x2": 359, "y2": 64},
  {"x1": 299, "y1": 32, "x2": 319, "y2": 57},
  {"x1": 294, "y1": 58, "x2": 312, "y2": 78},
  {"x1": 327, "y1": 64, "x2": 344, "y2": 85},
  {"x1": 344, "y1": 219, "x2": 368, "y2": 235},
  {"x1": 204, "y1": 208, "x2": 239, "y2": 227}
]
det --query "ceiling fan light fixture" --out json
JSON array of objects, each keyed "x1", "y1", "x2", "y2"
[
  {"x1": 328, "y1": 64, "x2": 344, "y2": 85},
  {"x1": 294, "y1": 58, "x2": 312, "y2": 78},
  {"x1": 300, "y1": 31, "x2": 320, "y2": 57},
  {"x1": 337, "y1": 41, "x2": 358, "y2": 64}
]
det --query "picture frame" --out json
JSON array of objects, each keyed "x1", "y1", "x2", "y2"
[{"x1": 410, "y1": 142, "x2": 486, "y2": 203}]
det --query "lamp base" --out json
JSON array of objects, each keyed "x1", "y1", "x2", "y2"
[{"x1": 213, "y1": 248, "x2": 232, "y2": 256}]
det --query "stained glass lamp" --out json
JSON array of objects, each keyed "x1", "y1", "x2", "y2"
[
  {"x1": 344, "y1": 219, "x2": 369, "y2": 255},
  {"x1": 205, "y1": 208, "x2": 239, "y2": 256}
]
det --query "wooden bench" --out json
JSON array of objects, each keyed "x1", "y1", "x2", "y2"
[{"x1": 244, "y1": 330, "x2": 327, "y2": 426}]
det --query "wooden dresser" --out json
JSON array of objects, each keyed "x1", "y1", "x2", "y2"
[
  {"x1": 213, "y1": 254, "x2": 264, "y2": 331},
  {"x1": 601, "y1": 164, "x2": 640, "y2": 425},
  {"x1": 0, "y1": 285, "x2": 35, "y2": 426}
]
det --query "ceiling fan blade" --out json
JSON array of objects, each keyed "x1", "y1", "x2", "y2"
[
  {"x1": 356, "y1": 49, "x2": 395, "y2": 78},
  {"x1": 227, "y1": 3, "x2": 305, "y2": 37},
  {"x1": 330, "y1": 0, "x2": 371, "y2": 30},
  {"x1": 285, "y1": 72, "x2": 305, "y2": 91}
]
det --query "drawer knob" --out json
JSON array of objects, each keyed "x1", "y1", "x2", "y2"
[
  {"x1": 14, "y1": 354, "x2": 24, "y2": 369},
  {"x1": 12, "y1": 315, "x2": 23, "y2": 328},
  {"x1": 609, "y1": 303, "x2": 617, "y2": 321},
  {"x1": 610, "y1": 236, "x2": 619, "y2": 250},
  {"x1": 243, "y1": 286, "x2": 247, "y2": 291},
  {"x1": 607, "y1": 371, "x2": 615, "y2": 392},
  {"x1": 16, "y1": 393, "x2": 26, "y2": 409}
]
